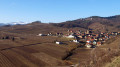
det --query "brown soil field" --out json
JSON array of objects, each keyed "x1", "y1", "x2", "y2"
[
  {"x1": 0, "y1": 32, "x2": 79, "y2": 67},
  {"x1": 0, "y1": 22, "x2": 120, "y2": 67}
]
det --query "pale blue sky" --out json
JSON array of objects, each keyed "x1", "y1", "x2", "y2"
[{"x1": 0, "y1": 0, "x2": 120, "y2": 23}]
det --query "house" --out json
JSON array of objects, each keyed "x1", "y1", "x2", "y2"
[
  {"x1": 97, "y1": 42, "x2": 102, "y2": 46},
  {"x1": 86, "y1": 40, "x2": 91, "y2": 43},
  {"x1": 38, "y1": 34, "x2": 46, "y2": 36},
  {"x1": 112, "y1": 32, "x2": 118, "y2": 35},
  {"x1": 78, "y1": 35, "x2": 83, "y2": 38},
  {"x1": 93, "y1": 41, "x2": 97, "y2": 45},
  {"x1": 94, "y1": 38, "x2": 98, "y2": 41},
  {"x1": 47, "y1": 33, "x2": 53, "y2": 36},
  {"x1": 91, "y1": 39, "x2": 94, "y2": 42},
  {"x1": 99, "y1": 38, "x2": 103, "y2": 41},
  {"x1": 118, "y1": 32, "x2": 120, "y2": 35},
  {"x1": 73, "y1": 40, "x2": 79, "y2": 43},
  {"x1": 67, "y1": 35, "x2": 75, "y2": 38},
  {"x1": 86, "y1": 29, "x2": 93, "y2": 34},
  {"x1": 38, "y1": 34, "x2": 42, "y2": 36},
  {"x1": 56, "y1": 41, "x2": 62, "y2": 44},
  {"x1": 85, "y1": 43, "x2": 92, "y2": 48}
]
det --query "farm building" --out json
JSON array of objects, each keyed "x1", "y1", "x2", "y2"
[
  {"x1": 56, "y1": 41, "x2": 63, "y2": 44},
  {"x1": 38, "y1": 34, "x2": 46, "y2": 36}
]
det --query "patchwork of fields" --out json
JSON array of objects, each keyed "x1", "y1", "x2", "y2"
[{"x1": 0, "y1": 32, "x2": 78, "y2": 67}]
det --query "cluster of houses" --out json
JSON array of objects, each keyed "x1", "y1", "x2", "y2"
[
  {"x1": 37, "y1": 29, "x2": 120, "y2": 48},
  {"x1": 37, "y1": 33, "x2": 63, "y2": 36},
  {"x1": 65, "y1": 29, "x2": 120, "y2": 48}
]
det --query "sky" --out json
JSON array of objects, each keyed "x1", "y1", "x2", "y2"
[{"x1": 0, "y1": 0, "x2": 120, "y2": 23}]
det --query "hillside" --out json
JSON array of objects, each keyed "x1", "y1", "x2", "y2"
[
  {"x1": 0, "y1": 23, "x2": 67, "y2": 34},
  {"x1": 0, "y1": 15, "x2": 120, "y2": 35},
  {"x1": 0, "y1": 31, "x2": 79, "y2": 67},
  {"x1": 52, "y1": 15, "x2": 120, "y2": 32},
  {"x1": 105, "y1": 56, "x2": 120, "y2": 67},
  {"x1": 0, "y1": 15, "x2": 120, "y2": 67}
]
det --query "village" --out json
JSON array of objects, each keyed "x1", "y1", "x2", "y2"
[
  {"x1": 0, "y1": 29, "x2": 119, "y2": 67},
  {"x1": 38, "y1": 29, "x2": 120, "y2": 48}
]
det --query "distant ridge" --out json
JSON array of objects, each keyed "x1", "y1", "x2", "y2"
[
  {"x1": 0, "y1": 15, "x2": 120, "y2": 34},
  {"x1": 52, "y1": 15, "x2": 120, "y2": 32}
]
